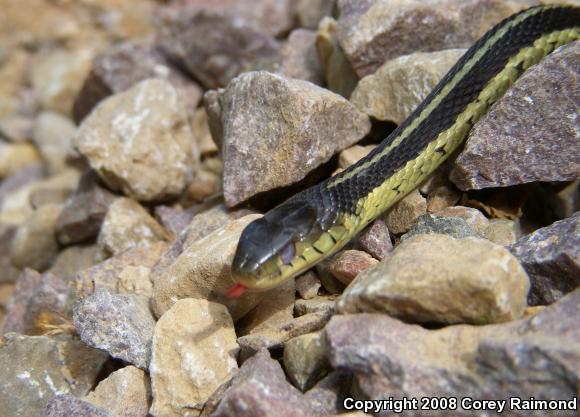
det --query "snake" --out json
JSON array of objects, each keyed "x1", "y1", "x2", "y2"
[{"x1": 228, "y1": 4, "x2": 580, "y2": 297}]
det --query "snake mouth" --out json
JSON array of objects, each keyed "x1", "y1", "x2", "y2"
[{"x1": 225, "y1": 283, "x2": 248, "y2": 298}]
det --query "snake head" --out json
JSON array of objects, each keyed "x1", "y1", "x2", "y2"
[{"x1": 230, "y1": 198, "x2": 320, "y2": 294}]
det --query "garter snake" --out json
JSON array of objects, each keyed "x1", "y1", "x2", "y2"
[{"x1": 229, "y1": 4, "x2": 580, "y2": 296}]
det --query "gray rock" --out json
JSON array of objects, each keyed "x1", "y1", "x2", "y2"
[
  {"x1": 451, "y1": 41, "x2": 580, "y2": 190},
  {"x1": 157, "y1": 9, "x2": 281, "y2": 89},
  {"x1": 276, "y1": 29, "x2": 324, "y2": 85},
  {"x1": 55, "y1": 171, "x2": 117, "y2": 245},
  {"x1": 215, "y1": 71, "x2": 370, "y2": 206},
  {"x1": 433, "y1": 206, "x2": 489, "y2": 237},
  {"x1": 73, "y1": 288, "x2": 156, "y2": 368},
  {"x1": 212, "y1": 349, "x2": 315, "y2": 417},
  {"x1": 31, "y1": 111, "x2": 76, "y2": 174},
  {"x1": 0, "y1": 223, "x2": 19, "y2": 283},
  {"x1": 484, "y1": 218, "x2": 519, "y2": 246},
  {"x1": 303, "y1": 371, "x2": 352, "y2": 416},
  {"x1": 509, "y1": 213, "x2": 580, "y2": 306},
  {"x1": 73, "y1": 41, "x2": 202, "y2": 123},
  {"x1": 338, "y1": 234, "x2": 530, "y2": 324},
  {"x1": 2, "y1": 269, "x2": 43, "y2": 334},
  {"x1": 294, "y1": 296, "x2": 336, "y2": 317},
  {"x1": 283, "y1": 331, "x2": 330, "y2": 391},
  {"x1": 296, "y1": 0, "x2": 336, "y2": 29},
  {"x1": 42, "y1": 395, "x2": 115, "y2": 417},
  {"x1": 325, "y1": 289, "x2": 580, "y2": 417},
  {"x1": 335, "y1": 0, "x2": 537, "y2": 77},
  {"x1": 153, "y1": 205, "x2": 194, "y2": 237},
  {"x1": 402, "y1": 213, "x2": 476, "y2": 241}
]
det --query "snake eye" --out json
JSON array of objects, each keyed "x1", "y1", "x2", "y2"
[{"x1": 280, "y1": 241, "x2": 296, "y2": 265}]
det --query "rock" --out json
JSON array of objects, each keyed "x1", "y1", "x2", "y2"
[
  {"x1": 402, "y1": 213, "x2": 476, "y2": 241},
  {"x1": 157, "y1": 9, "x2": 281, "y2": 89},
  {"x1": 329, "y1": 250, "x2": 379, "y2": 285},
  {"x1": 335, "y1": 0, "x2": 536, "y2": 77},
  {"x1": 338, "y1": 144, "x2": 375, "y2": 169},
  {"x1": 0, "y1": 333, "x2": 108, "y2": 417},
  {"x1": 357, "y1": 218, "x2": 392, "y2": 260},
  {"x1": 73, "y1": 41, "x2": 203, "y2": 123},
  {"x1": 31, "y1": 111, "x2": 76, "y2": 174},
  {"x1": 0, "y1": 114, "x2": 34, "y2": 142},
  {"x1": 48, "y1": 244, "x2": 99, "y2": 281},
  {"x1": 154, "y1": 205, "x2": 194, "y2": 238},
  {"x1": 383, "y1": 189, "x2": 427, "y2": 234},
  {"x1": 0, "y1": 49, "x2": 31, "y2": 118},
  {"x1": 0, "y1": 164, "x2": 44, "y2": 209},
  {"x1": 294, "y1": 296, "x2": 336, "y2": 317},
  {"x1": 451, "y1": 41, "x2": 580, "y2": 190},
  {"x1": 303, "y1": 371, "x2": 352, "y2": 416},
  {"x1": 337, "y1": 234, "x2": 530, "y2": 324},
  {"x1": 276, "y1": 29, "x2": 325, "y2": 85},
  {"x1": 325, "y1": 289, "x2": 580, "y2": 416},
  {"x1": 509, "y1": 213, "x2": 580, "y2": 306},
  {"x1": 73, "y1": 288, "x2": 156, "y2": 369},
  {"x1": 296, "y1": 0, "x2": 336, "y2": 29},
  {"x1": 149, "y1": 298, "x2": 238, "y2": 417},
  {"x1": 0, "y1": 169, "x2": 80, "y2": 227},
  {"x1": 212, "y1": 349, "x2": 315, "y2": 417},
  {"x1": 0, "y1": 223, "x2": 20, "y2": 283},
  {"x1": 151, "y1": 214, "x2": 268, "y2": 321},
  {"x1": 283, "y1": 331, "x2": 330, "y2": 391},
  {"x1": 56, "y1": 171, "x2": 118, "y2": 245},
  {"x1": 30, "y1": 49, "x2": 93, "y2": 117},
  {"x1": 42, "y1": 395, "x2": 115, "y2": 417},
  {"x1": 295, "y1": 271, "x2": 321, "y2": 300},
  {"x1": 426, "y1": 185, "x2": 461, "y2": 213},
  {"x1": 316, "y1": 17, "x2": 359, "y2": 97},
  {"x1": 190, "y1": 107, "x2": 219, "y2": 156},
  {"x1": 96, "y1": 198, "x2": 169, "y2": 260},
  {"x1": 10, "y1": 203, "x2": 62, "y2": 271},
  {"x1": 186, "y1": 168, "x2": 222, "y2": 203},
  {"x1": 76, "y1": 243, "x2": 167, "y2": 298},
  {"x1": 237, "y1": 310, "x2": 332, "y2": 360},
  {"x1": 85, "y1": 366, "x2": 151, "y2": 417},
  {"x1": 21, "y1": 272, "x2": 70, "y2": 335},
  {"x1": 215, "y1": 71, "x2": 370, "y2": 206},
  {"x1": 484, "y1": 218, "x2": 518, "y2": 246},
  {"x1": 0, "y1": 142, "x2": 41, "y2": 179},
  {"x1": 2, "y1": 269, "x2": 43, "y2": 334},
  {"x1": 351, "y1": 49, "x2": 465, "y2": 124},
  {"x1": 434, "y1": 206, "x2": 489, "y2": 237},
  {"x1": 74, "y1": 78, "x2": 197, "y2": 202}
]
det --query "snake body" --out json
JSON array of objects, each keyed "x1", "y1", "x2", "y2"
[{"x1": 230, "y1": 4, "x2": 580, "y2": 294}]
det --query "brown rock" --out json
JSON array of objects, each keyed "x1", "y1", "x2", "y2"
[
  {"x1": 157, "y1": 9, "x2": 281, "y2": 89},
  {"x1": 190, "y1": 107, "x2": 219, "y2": 156},
  {"x1": 150, "y1": 298, "x2": 238, "y2": 417},
  {"x1": 2, "y1": 269, "x2": 43, "y2": 334},
  {"x1": 351, "y1": 49, "x2": 465, "y2": 123},
  {"x1": 56, "y1": 171, "x2": 117, "y2": 245},
  {"x1": 357, "y1": 218, "x2": 392, "y2": 260},
  {"x1": 85, "y1": 365, "x2": 151, "y2": 417},
  {"x1": 451, "y1": 41, "x2": 580, "y2": 190},
  {"x1": 329, "y1": 249, "x2": 379, "y2": 285},
  {"x1": 96, "y1": 198, "x2": 169, "y2": 260},
  {"x1": 74, "y1": 78, "x2": 198, "y2": 202},
  {"x1": 48, "y1": 244, "x2": 99, "y2": 281},
  {"x1": 42, "y1": 395, "x2": 115, "y2": 417},
  {"x1": 10, "y1": 204, "x2": 62, "y2": 271},
  {"x1": 335, "y1": 0, "x2": 537, "y2": 77},
  {"x1": 276, "y1": 29, "x2": 325, "y2": 85},
  {"x1": 294, "y1": 296, "x2": 336, "y2": 317},
  {"x1": 484, "y1": 219, "x2": 519, "y2": 246},
  {"x1": 426, "y1": 185, "x2": 462, "y2": 212},
  {"x1": 215, "y1": 71, "x2": 370, "y2": 206},
  {"x1": 338, "y1": 234, "x2": 530, "y2": 324},
  {"x1": 338, "y1": 144, "x2": 375, "y2": 169},
  {"x1": 283, "y1": 331, "x2": 330, "y2": 391},
  {"x1": 295, "y1": 271, "x2": 321, "y2": 300},
  {"x1": 0, "y1": 142, "x2": 41, "y2": 179},
  {"x1": 383, "y1": 189, "x2": 427, "y2": 234}
]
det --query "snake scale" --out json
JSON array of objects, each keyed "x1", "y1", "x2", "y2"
[{"x1": 228, "y1": 4, "x2": 580, "y2": 296}]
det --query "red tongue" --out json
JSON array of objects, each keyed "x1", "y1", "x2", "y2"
[{"x1": 226, "y1": 283, "x2": 248, "y2": 298}]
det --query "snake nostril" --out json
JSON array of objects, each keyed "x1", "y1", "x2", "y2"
[{"x1": 280, "y1": 241, "x2": 296, "y2": 265}]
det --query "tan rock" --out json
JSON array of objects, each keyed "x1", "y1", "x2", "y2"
[
  {"x1": 0, "y1": 114, "x2": 34, "y2": 143},
  {"x1": 186, "y1": 168, "x2": 221, "y2": 203},
  {"x1": 215, "y1": 71, "x2": 370, "y2": 206},
  {"x1": 10, "y1": 204, "x2": 62, "y2": 271},
  {"x1": 383, "y1": 189, "x2": 427, "y2": 234},
  {"x1": 295, "y1": 271, "x2": 321, "y2": 300},
  {"x1": 30, "y1": 49, "x2": 94, "y2": 116},
  {"x1": 294, "y1": 296, "x2": 336, "y2": 317},
  {"x1": 0, "y1": 142, "x2": 41, "y2": 179},
  {"x1": 97, "y1": 198, "x2": 169, "y2": 260},
  {"x1": 31, "y1": 111, "x2": 76, "y2": 174},
  {"x1": 350, "y1": 49, "x2": 465, "y2": 123},
  {"x1": 74, "y1": 78, "x2": 198, "y2": 202},
  {"x1": 484, "y1": 219, "x2": 519, "y2": 246},
  {"x1": 338, "y1": 144, "x2": 376, "y2": 169},
  {"x1": 337, "y1": 234, "x2": 530, "y2": 324},
  {"x1": 283, "y1": 331, "x2": 330, "y2": 391},
  {"x1": 85, "y1": 366, "x2": 151, "y2": 417},
  {"x1": 151, "y1": 214, "x2": 267, "y2": 321},
  {"x1": 426, "y1": 185, "x2": 461, "y2": 213},
  {"x1": 150, "y1": 298, "x2": 238, "y2": 417},
  {"x1": 296, "y1": 0, "x2": 335, "y2": 29},
  {"x1": 191, "y1": 107, "x2": 218, "y2": 155},
  {"x1": 329, "y1": 250, "x2": 379, "y2": 285},
  {"x1": 48, "y1": 244, "x2": 99, "y2": 281},
  {"x1": 0, "y1": 49, "x2": 30, "y2": 118}
]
